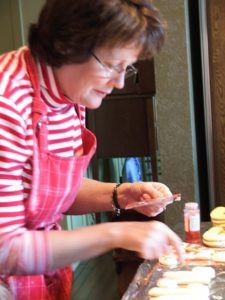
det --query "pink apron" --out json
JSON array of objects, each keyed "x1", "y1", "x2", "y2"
[{"x1": 5, "y1": 49, "x2": 96, "y2": 299}]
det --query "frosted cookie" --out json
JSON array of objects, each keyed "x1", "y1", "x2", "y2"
[
  {"x1": 158, "y1": 254, "x2": 178, "y2": 267},
  {"x1": 186, "y1": 283, "x2": 209, "y2": 296},
  {"x1": 147, "y1": 296, "x2": 209, "y2": 300},
  {"x1": 163, "y1": 270, "x2": 212, "y2": 285},
  {"x1": 210, "y1": 206, "x2": 225, "y2": 227},
  {"x1": 148, "y1": 283, "x2": 209, "y2": 297},
  {"x1": 147, "y1": 297, "x2": 191, "y2": 300},
  {"x1": 181, "y1": 242, "x2": 214, "y2": 262},
  {"x1": 211, "y1": 250, "x2": 225, "y2": 263},
  {"x1": 184, "y1": 248, "x2": 213, "y2": 261},
  {"x1": 163, "y1": 270, "x2": 193, "y2": 280},
  {"x1": 156, "y1": 278, "x2": 178, "y2": 288},
  {"x1": 148, "y1": 286, "x2": 191, "y2": 297},
  {"x1": 183, "y1": 243, "x2": 210, "y2": 253},
  {"x1": 192, "y1": 266, "x2": 215, "y2": 279},
  {"x1": 203, "y1": 226, "x2": 225, "y2": 247}
]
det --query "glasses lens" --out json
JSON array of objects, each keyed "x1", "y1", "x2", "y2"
[{"x1": 125, "y1": 66, "x2": 138, "y2": 79}]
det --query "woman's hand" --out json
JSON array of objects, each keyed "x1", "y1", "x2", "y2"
[
  {"x1": 112, "y1": 220, "x2": 184, "y2": 261},
  {"x1": 118, "y1": 182, "x2": 173, "y2": 217}
]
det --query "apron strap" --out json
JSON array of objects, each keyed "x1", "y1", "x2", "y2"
[{"x1": 24, "y1": 49, "x2": 48, "y2": 152}]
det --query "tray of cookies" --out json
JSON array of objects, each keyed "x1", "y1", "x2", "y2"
[{"x1": 122, "y1": 242, "x2": 225, "y2": 300}]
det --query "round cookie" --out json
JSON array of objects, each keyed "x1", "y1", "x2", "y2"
[
  {"x1": 158, "y1": 254, "x2": 178, "y2": 267},
  {"x1": 202, "y1": 226, "x2": 225, "y2": 247},
  {"x1": 210, "y1": 206, "x2": 225, "y2": 227}
]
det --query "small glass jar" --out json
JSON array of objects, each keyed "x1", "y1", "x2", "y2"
[{"x1": 184, "y1": 202, "x2": 201, "y2": 244}]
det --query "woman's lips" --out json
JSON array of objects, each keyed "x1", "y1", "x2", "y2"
[{"x1": 94, "y1": 89, "x2": 111, "y2": 97}]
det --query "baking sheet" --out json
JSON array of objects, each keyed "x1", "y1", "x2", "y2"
[{"x1": 122, "y1": 260, "x2": 225, "y2": 300}]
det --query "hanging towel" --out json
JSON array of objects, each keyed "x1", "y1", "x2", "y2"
[{"x1": 122, "y1": 157, "x2": 143, "y2": 183}]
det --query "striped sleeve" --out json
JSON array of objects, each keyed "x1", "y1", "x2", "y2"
[
  {"x1": 0, "y1": 47, "x2": 84, "y2": 275},
  {"x1": 0, "y1": 77, "x2": 50, "y2": 274}
]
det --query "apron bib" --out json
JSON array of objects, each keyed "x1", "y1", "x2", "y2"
[{"x1": 4, "y1": 49, "x2": 96, "y2": 300}]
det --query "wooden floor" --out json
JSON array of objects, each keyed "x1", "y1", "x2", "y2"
[{"x1": 72, "y1": 252, "x2": 120, "y2": 300}]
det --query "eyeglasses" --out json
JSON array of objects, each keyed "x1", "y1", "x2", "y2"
[{"x1": 91, "y1": 53, "x2": 138, "y2": 79}]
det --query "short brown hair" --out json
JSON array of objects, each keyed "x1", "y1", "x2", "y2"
[{"x1": 28, "y1": 0, "x2": 166, "y2": 67}]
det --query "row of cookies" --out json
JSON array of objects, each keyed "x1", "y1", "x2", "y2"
[
  {"x1": 148, "y1": 266, "x2": 215, "y2": 299},
  {"x1": 158, "y1": 242, "x2": 225, "y2": 267}
]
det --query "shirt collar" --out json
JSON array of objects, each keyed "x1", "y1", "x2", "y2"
[{"x1": 37, "y1": 60, "x2": 74, "y2": 111}]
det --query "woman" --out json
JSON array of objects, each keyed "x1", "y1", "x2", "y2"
[{"x1": 0, "y1": 0, "x2": 183, "y2": 299}]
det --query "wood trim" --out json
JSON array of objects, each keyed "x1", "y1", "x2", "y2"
[{"x1": 206, "y1": 0, "x2": 225, "y2": 206}]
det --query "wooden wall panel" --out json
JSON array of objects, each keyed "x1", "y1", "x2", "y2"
[
  {"x1": 206, "y1": 0, "x2": 225, "y2": 205},
  {"x1": 0, "y1": 0, "x2": 21, "y2": 53}
]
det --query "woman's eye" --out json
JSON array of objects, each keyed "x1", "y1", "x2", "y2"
[
  {"x1": 106, "y1": 63, "x2": 117, "y2": 69},
  {"x1": 107, "y1": 63, "x2": 123, "y2": 73}
]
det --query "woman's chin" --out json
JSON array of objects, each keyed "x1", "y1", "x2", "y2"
[{"x1": 85, "y1": 97, "x2": 105, "y2": 110}]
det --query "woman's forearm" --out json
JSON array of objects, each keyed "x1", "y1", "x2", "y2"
[
  {"x1": 48, "y1": 223, "x2": 118, "y2": 270},
  {"x1": 1, "y1": 220, "x2": 183, "y2": 275},
  {"x1": 48, "y1": 220, "x2": 184, "y2": 271},
  {"x1": 0, "y1": 223, "x2": 118, "y2": 275},
  {"x1": 66, "y1": 178, "x2": 130, "y2": 215}
]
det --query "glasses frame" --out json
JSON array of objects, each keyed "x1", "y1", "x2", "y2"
[{"x1": 91, "y1": 52, "x2": 138, "y2": 79}]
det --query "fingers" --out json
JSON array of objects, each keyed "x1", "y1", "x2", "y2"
[
  {"x1": 159, "y1": 222, "x2": 184, "y2": 261},
  {"x1": 152, "y1": 182, "x2": 172, "y2": 196},
  {"x1": 138, "y1": 182, "x2": 172, "y2": 200},
  {"x1": 148, "y1": 222, "x2": 183, "y2": 261},
  {"x1": 167, "y1": 231, "x2": 184, "y2": 261},
  {"x1": 126, "y1": 221, "x2": 183, "y2": 261},
  {"x1": 139, "y1": 240, "x2": 171, "y2": 260},
  {"x1": 134, "y1": 182, "x2": 174, "y2": 217},
  {"x1": 135, "y1": 202, "x2": 166, "y2": 217}
]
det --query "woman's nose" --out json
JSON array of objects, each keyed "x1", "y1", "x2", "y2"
[{"x1": 110, "y1": 72, "x2": 126, "y2": 90}]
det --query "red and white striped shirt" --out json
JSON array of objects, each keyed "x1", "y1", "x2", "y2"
[{"x1": 0, "y1": 47, "x2": 85, "y2": 274}]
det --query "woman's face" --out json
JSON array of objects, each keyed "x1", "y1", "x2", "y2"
[{"x1": 53, "y1": 45, "x2": 141, "y2": 109}]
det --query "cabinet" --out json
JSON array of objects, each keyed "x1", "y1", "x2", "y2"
[{"x1": 204, "y1": 0, "x2": 225, "y2": 207}]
